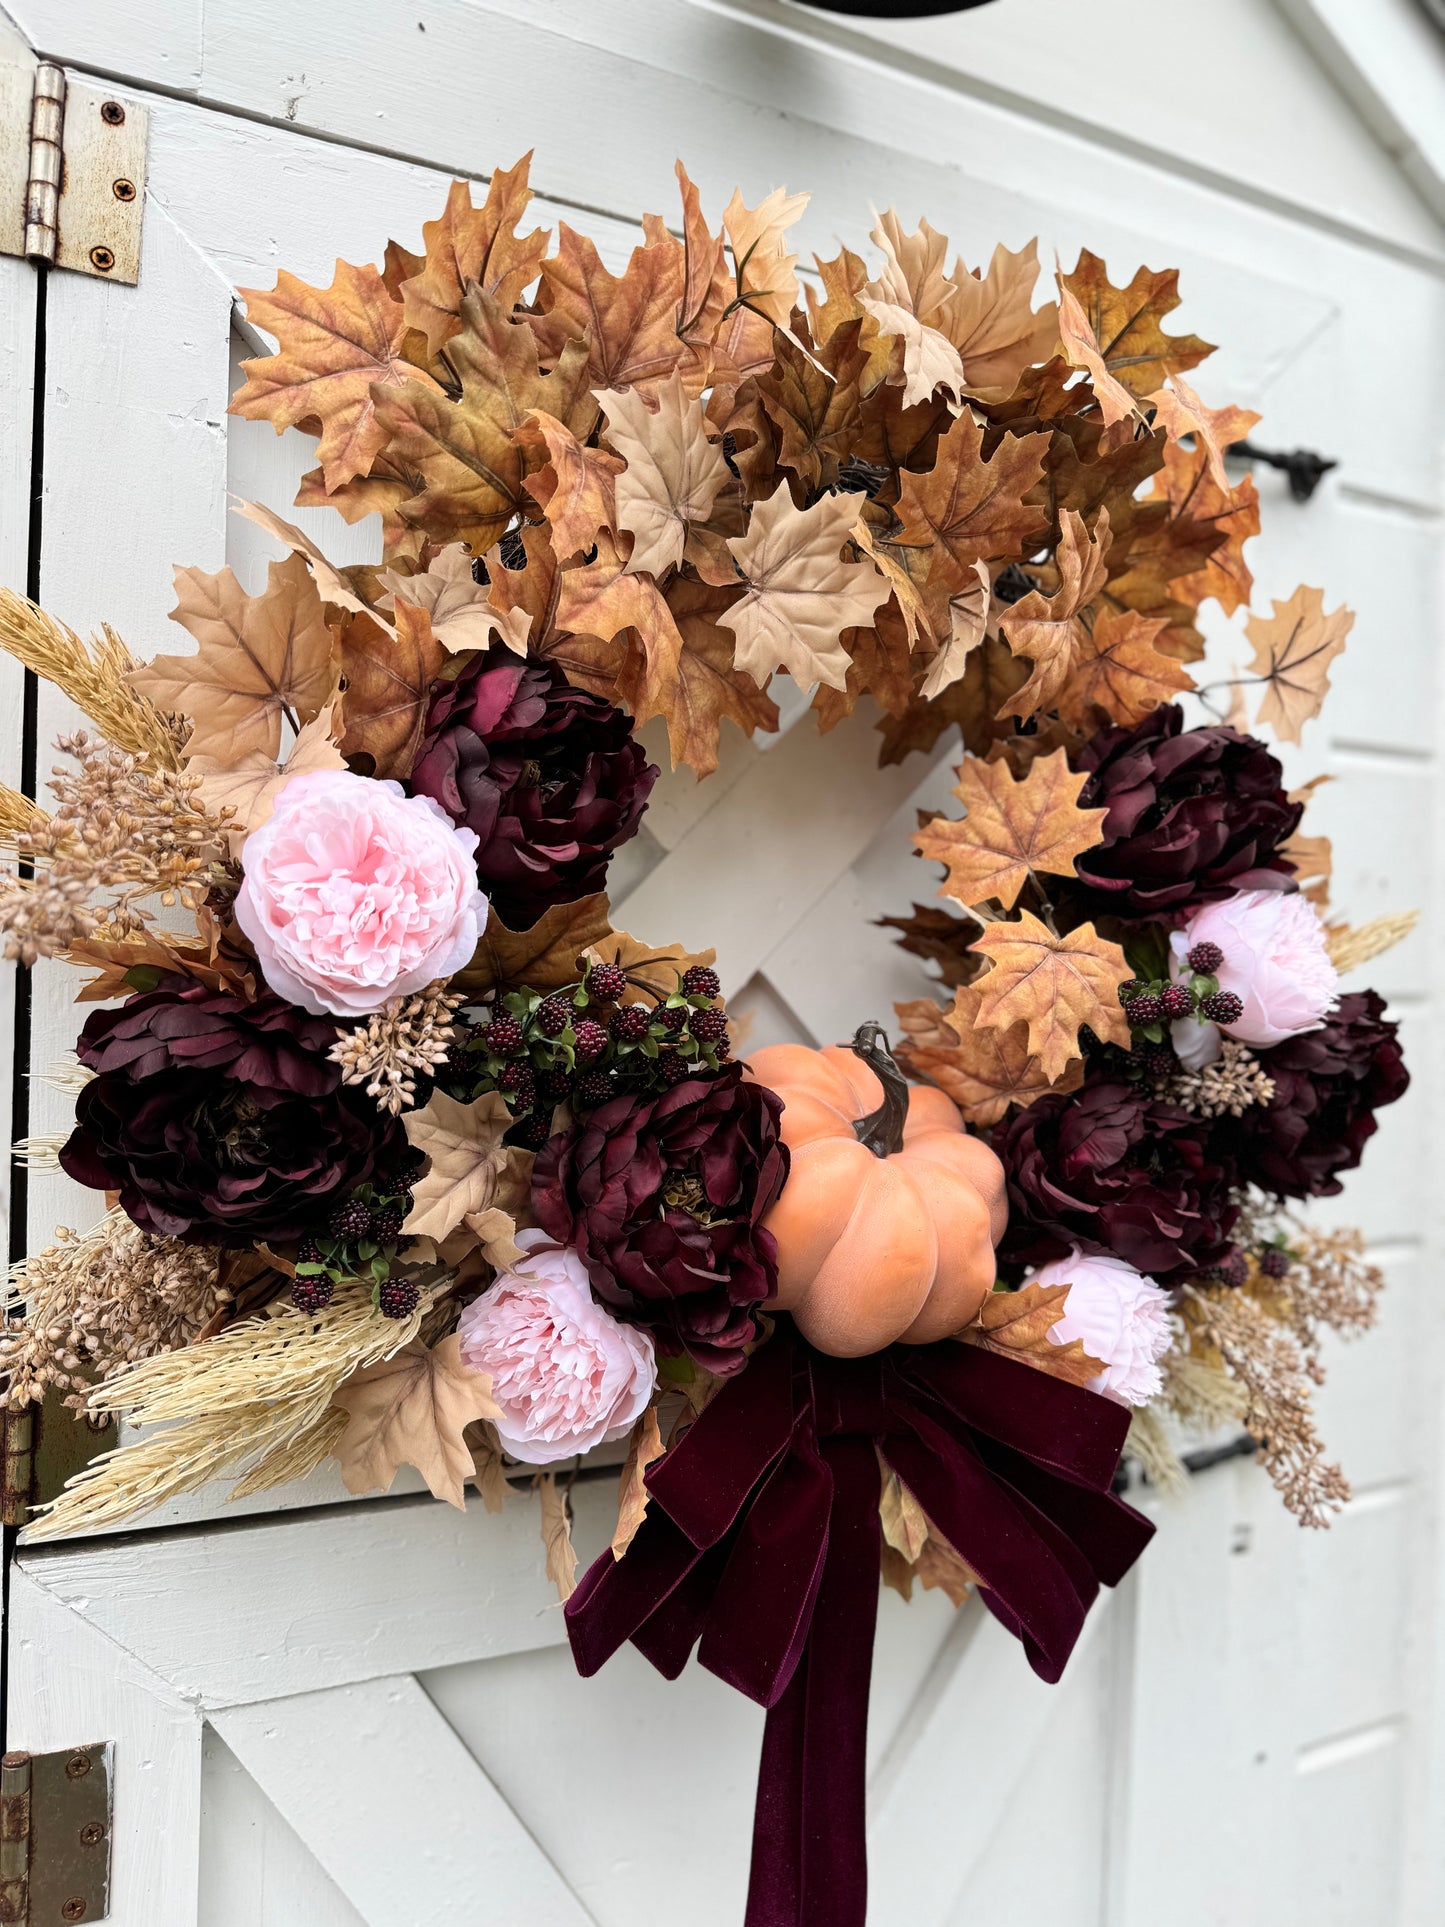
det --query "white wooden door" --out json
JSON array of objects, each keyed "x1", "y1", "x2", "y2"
[{"x1": 2, "y1": 3, "x2": 1443, "y2": 1922}]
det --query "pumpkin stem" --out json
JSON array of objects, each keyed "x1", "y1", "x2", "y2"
[{"x1": 847, "y1": 1021, "x2": 910, "y2": 1158}]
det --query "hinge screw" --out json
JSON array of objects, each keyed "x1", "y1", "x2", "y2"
[
  {"x1": 88, "y1": 247, "x2": 115, "y2": 274},
  {"x1": 99, "y1": 101, "x2": 125, "y2": 126},
  {"x1": 61, "y1": 1902, "x2": 86, "y2": 1922},
  {"x1": 79, "y1": 1822, "x2": 105, "y2": 1848},
  {"x1": 63, "y1": 1753, "x2": 91, "y2": 1781},
  {"x1": 112, "y1": 179, "x2": 136, "y2": 203}
]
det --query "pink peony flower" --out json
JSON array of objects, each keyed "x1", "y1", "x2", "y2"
[
  {"x1": 455, "y1": 1231, "x2": 656, "y2": 1465},
  {"x1": 1171, "y1": 888, "x2": 1338, "y2": 1051},
  {"x1": 235, "y1": 768, "x2": 486, "y2": 1018},
  {"x1": 1033, "y1": 1249, "x2": 1172, "y2": 1407}
]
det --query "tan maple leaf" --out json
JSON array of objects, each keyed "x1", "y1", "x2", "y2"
[
  {"x1": 998, "y1": 508, "x2": 1112, "y2": 720},
  {"x1": 190, "y1": 699, "x2": 345, "y2": 855},
  {"x1": 331, "y1": 1335, "x2": 501, "y2": 1509},
  {"x1": 893, "y1": 410, "x2": 1051, "y2": 586},
  {"x1": 858, "y1": 294, "x2": 965, "y2": 409},
  {"x1": 1054, "y1": 607, "x2": 1194, "y2": 728},
  {"x1": 230, "y1": 501, "x2": 372, "y2": 617},
  {"x1": 553, "y1": 533, "x2": 687, "y2": 712},
  {"x1": 879, "y1": 1463, "x2": 930, "y2": 1562},
  {"x1": 1143, "y1": 440, "x2": 1260, "y2": 617},
  {"x1": 894, "y1": 984, "x2": 1082, "y2": 1126},
  {"x1": 613, "y1": 1406, "x2": 666, "y2": 1558},
  {"x1": 518, "y1": 411, "x2": 623, "y2": 563},
  {"x1": 70, "y1": 914, "x2": 254, "y2": 1004},
  {"x1": 597, "y1": 371, "x2": 732, "y2": 578},
  {"x1": 959, "y1": 1282, "x2": 1106, "y2": 1389},
  {"x1": 380, "y1": 544, "x2": 529, "y2": 655},
  {"x1": 1056, "y1": 284, "x2": 1141, "y2": 427},
  {"x1": 1145, "y1": 374, "x2": 1259, "y2": 493},
  {"x1": 539, "y1": 1472, "x2": 578, "y2": 1602},
  {"x1": 400, "y1": 158, "x2": 550, "y2": 359},
  {"x1": 232, "y1": 260, "x2": 434, "y2": 491},
  {"x1": 647, "y1": 577, "x2": 779, "y2": 778},
  {"x1": 721, "y1": 486, "x2": 890, "y2": 691},
  {"x1": 530, "y1": 225, "x2": 686, "y2": 391},
  {"x1": 949, "y1": 240, "x2": 1060, "y2": 396},
  {"x1": 401, "y1": 1088, "x2": 527, "y2": 1243},
  {"x1": 338, "y1": 600, "x2": 447, "y2": 780},
  {"x1": 583, "y1": 927, "x2": 719, "y2": 1004},
  {"x1": 913, "y1": 748, "x2": 1108, "y2": 910},
  {"x1": 455, "y1": 894, "x2": 614, "y2": 997},
  {"x1": 723, "y1": 185, "x2": 810, "y2": 330},
  {"x1": 918, "y1": 561, "x2": 990, "y2": 699},
  {"x1": 1058, "y1": 249, "x2": 1214, "y2": 408},
  {"x1": 1244, "y1": 585, "x2": 1353, "y2": 743},
  {"x1": 971, "y1": 910, "x2": 1131, "y2": 1079},
  {"x1": 129, "y1": 554, "x2": 338, "y2": 766}
]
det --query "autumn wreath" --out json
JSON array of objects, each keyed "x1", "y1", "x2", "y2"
[{"x1": 0, "y1": 155, "x2": 1410, "y2": 1927}]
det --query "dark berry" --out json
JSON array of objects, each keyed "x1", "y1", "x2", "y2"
[
  {"x1": 508, "y1": 1108, "x2": 556, "y2": 1150},
  {"x1": 1198, "y1": 1251, "x2": 1248, "y2": 1288},
  {"x1": 657, "y1": 1003, "x2": 688, "y2": 1034},
  {"x1": 1187, "y1": 941, "x2": 1225, "y2": 974},
  {"x1": 1118, "y1": 979, "x2": 1145, "y2": 1006},
  {"x1": 714, "y1": 1035, "x2": 732, "y2": 1063},
  {"x1": 1259, "y1": 1247, "x2": 1292, "y2": 1279},
  {"x1": 681, "y1": 965, "x2": 721, "y2": 998},
  {"x1": 371, "y1": 1205, "x2": 405, "y2": 1246},
  {"x1": 297, "y1": 1236, "x2": 323, "y2": 1266},
  {"x1": 1134, "y1": 1042, "x2": 1175, "y2": 1075},
  {"x1": 588, "y1": 962, "x2": 627, "y2": 1003},
  {"x1": 328, "y1": 1197, "x2": 373, "y2": 1242},
  {"x1": 378, "y1": 1275, "x2": 422, "y2": 1320},
  {"x1": 535, "y1": 1069, "x2": 573, "y2": 1104},
  {"x1": 291, "y1": 1274, "x2": 335, "y2": 1314},
  {"x1": 573, "y1": 1018, "x2": 608, "y2": 1065},
  {"x1": 689, "y1": 1006, "x2": 729, "y2": 1044},
  {"x1": 1127, "y1": 992, "x2": 1165, "y2": 1025},
  {"x1": 574, "y1": 1069, "x2": 615, "y2": 1108},
  {"x1": 610, "y1": 1004, "x2": 651, "y2": 1043},
  {"x1": 444, "y1": 1040, "x2": 475, "y2": 1079},
  {"x1": 535, "y1": 997, "x2": 571, "y2": 1038},
  {"x1": 480, "y1": 1013, "x2": 526, "y2": 1057},
  {"x1": 498, "y1": 1063, "x2": 536, "y2": 1109},
  {"x1": 658, "y1": 1050, "x2": 692, "y2": 1086},
  {"x1": 1159, "y1": 983, "x2": 1195, "y2": 1021},
  {"x1": 1200, "y1": 990, "x2": 1244, "y2": 1025}
]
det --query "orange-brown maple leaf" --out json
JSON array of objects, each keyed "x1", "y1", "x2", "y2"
[
  {"x1": 1245, "y1": 585, "x2": 1353, "y2": 743},
  {"x1": 1145, "y1": 373, "x2": 1260, "y2": 493},
  {"x1": 337, "y1": 599, "x2": 446, "y2": 780},
  {"x1": 998, "y1": 507, "x2": 1112, "y2": 719},
  {"x1": 895, "y1": 984, "x2": 1082, "y2": 1126},
  {"x1": 518, "y1": 410, "x2": 623, "y2": 562},
  {"x1": 1059, "y1": 249, "x2": 1214, "y2": 404},
  {"x1": 913, "y1": 748, "x2": 1108, "y2": 910},
  {"x1": 894, "y1": 410, "x2": 1051, "y2": 585},
  {"x1": 970, "y1": 909, "x2": 1131, "y2": 1079},
  {"x1": 1141, "y1": 440, "x2": 1260, "y2": 617},
  {"x1": 959, "y1": 1282, "x2": 1105, "y2": 1387},
  {"x1": 651, "y1": 576, "x2": 780, "y2": 777},
  {"x1": 1054, "y1": 607, "x2": 1193, "y2": 728},
  {"x1": 399, "y1": 157, "x2": 550, "y2": 360},
  {"x1": 529, "y1": 226, "x2": 687, "y2": 391}
]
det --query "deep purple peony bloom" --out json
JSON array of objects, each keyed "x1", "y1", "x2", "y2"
[
  {"x1": 1230, "y1": 990, "x2": 1409, "y2": 1199},
  {"x1": 991, "y1": 1073, "x2": 1238, "y2": 1281},
  {"x1": 408, "y1": 649, "x2": 658, "y2": 928},
  {"x1": 1066, "y1": 704, "x2": 1301, "y2": 921},
  {"x1": 59, "y1": 976, "x2": 403, "y2": 1245},
  {"x1": 532, "y1": 1065, "x2": 789, "y2": 1375}
]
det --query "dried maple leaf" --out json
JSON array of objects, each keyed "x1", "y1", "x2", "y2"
[
  {"x1": 463, "y1": 1207, "x2": 528, "y2": 1272},
  {"x1": 722, "y1": 486, "x2": 890, "y2": 691},
  {"x1": 400, "y1": 158, "x2": 550, "y2": 360},
  {"x1": 723, "y1": 185, "x2": 810, "y2": 330},
  {"x1": 1245, "y1": 585, "x2": 1353, "y2": 743},
  {"x1": 858, "y1": 295, "x2": 965, "y2": 409},
  {"x1": 190, "y1": 699, "x2": 345, "y2": 854},
  {"x1": 918, "y1": 560, "x2": 990, "y2": 698},
  {"x1": 598, "y1": 371, "x2": 731, "y2": 577},
  {"x1": 810, "y1": 600, "x2": 916, "y2": 734},
  {"x1": 876, "y1": 636, "x2": 1029, "y2": 766},
  {"x1": 613, "y1": 1406, "x2": 666, "y2": 1558},
  {"x1": 70, "y1": 915, "x2": 255, "y2": 1003},
  {"x1": 338, "y1": 599, "x2": 446, "y2": 780},
  {"x1": 674, "y1": 161, "x2": 733, "y2": 376},
  {"x1": 331, "y1": 1335, "x2": 501, "y2": 1509},
  {"x1": 1145, "y1": 373, "x2": 1259, "y2": 492},
  {"x1": 518, "y1": 411, "x2": 623, "y2": 563},
  {"x1": 583, "y1": 927, "x2": 718, "y2": 1004},
  {"x1": 233, "y1": 260, "x2": 434, "y2": 491},
  {"x1": 530, "y1": 225, "x2": 686, "y2": 390},
  {"x1": 648, "y1": 577, "x2": 779, "y2": 777},
  {"x1": 879, "y1": 905, "x2": 983, "y2": 989},
  {"x1": 1054, "y1": 607, "x2": 1193, "y2": 728},
  {"x1": 894, "y1": 410, "x2": 1050, "y2": 587},
  {"x1": 455, "y1": 893, "x2": 614, "y2": 997},
  {"x1": 998, "y1": 508, "x2": 1112, "y2": 720},
  {"x1": 950, "y1": 240, "x2": 1059, "y2": 396},
  {"x1": 1059, "y1": 249, "x2": 1214, "y2": 406},
  {"x1": 539, "y1": 1472, "x2": 578, "y2": 1601},
  {"x1": 553, "y1": 533, "x2": 686, "y2": 708},
  {"x1": 230, "y1": 501, "x2": 372, "y2": 616},
  {"x1": 1140, "y1": 440, "x2": 1259, "y2": 617},
  {"x1": 914, "y1": 748, "x2": 1108, "y2": 910},
  {"x1": 129, "y1": 554, "x2": 338, "y2": 766},
  {"x1": 401, "y1": 1088, "x2": 525, "y2": 1243},
  {"x1": 959, "y1": 1282, "x2": 1105, "y2": 1388},
  {"x1": 894, "y1": 982, "x2": 1081, "y2": 1125},
  {"x1": 879, "y1": 1463, "x2": 929, "y2": 1562},
  {"x1": 380, "y1": 543, "x2": 529, "y2": 655},
  {"x1": 371, "y1": 290, "x2": 596, "y2": 550},
  {"x1": 971, "y1": 909, "x2": 1130, "y2": 1079},
  {"x1": 1055, "y1": 285, "x2": 1141, "y2": 427}
]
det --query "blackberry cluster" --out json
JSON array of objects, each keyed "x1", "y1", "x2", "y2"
[
  {"x1": 1119, "y1": 941, "x2": 1235, "y2": 1052},
  {"x1": 291, "y1": 1151, "x2": 422, "y2": 1318}
]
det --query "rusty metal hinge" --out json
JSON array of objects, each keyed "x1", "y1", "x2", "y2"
[
  {"x1": 0, "y1": 52, "x2": 147, "y2": 284},
  {"x1": 0, "y1": 1405, "x2": 34, "y2": 1529},
  {"x1": 0, "y1": 1747, "x2": 112, "y2": 1925}
]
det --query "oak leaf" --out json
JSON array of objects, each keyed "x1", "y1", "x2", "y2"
[
  {"x1": 959, "y1": 1282, "x2": 1105, "y2": 1389},
  {"x1": 331, "y1": 1335, "x2": 501, "y2": 1510},
  {"x1": 598, "y1": 371, "x2": 731, "y2": 578},
  {"x1": 401, "y1": 1088, "x2": 525, "y2": 1243},
  {"x1": 190, "y1": 699, "x2": 345, "y2": 854},
  {"x1": 583, "y1": 927, "x2": 719, "y2": 1004},
  {"x1": 998, "y1": 508, "x2": 1112, "y2": 720},
  {"x1": 894, "y1": 983, "x2": 1081, "y2": 1125},
  {"x1": 913, "y1": 748, "x2": 1108, "y2": 910},
  {"x1": 1245, "y1": 585, "x2": 1353, "y2": 743},
  {"x1": 232, "y1": 260, "x2": 433, "y2": 491},
  {"x1": 539, "y1": 1472, "x2": 578, "y2": 1601},
  {"x1": 1059, "y1": 249, "x2": 1214, "y2": 405},
  {"x1": 612, "y1": 1406, "x2": 666, "y2": 1558},
  {"x1": 130, "y1": 554, "x2": 337, "y2": 766},
  {"x1": 455, "y1": 894, "x2": 614, "y2": 997},
  {"x1": 380, "y1": 544, "x2": 529, "y2": 655},
  {"x1": 893, "y1": 410, "x2": 1050, "y2": 585},
  {"x1": 1054, "y1": 607, "x2": 1193, "y2": 728},
  {"x1": 721, "y1": 486, "x2": 891, "y2": 691},
  {"x1": 518, "y1": 410, "x2": 623, "y2": 562},
  {"x1": 338, "y1": 599, "x2": 446, "y2": 780},
  {"x1": 970, "y1": 910, "x2": 1131, "y2": 1079},
  {"x1": 722, "y1": 185, "x2": 810, "y2": 330},
  {"x1": 530, "y1": 225, "x2": 686, "y2": 390},
  {"x1": 1145, "y1": 374, "x2": 1259, "y2": 492},
  {"x1": 400, "y1": 158, "x2": 550, "y2": 360}
]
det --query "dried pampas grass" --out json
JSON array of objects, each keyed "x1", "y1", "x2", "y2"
[
  {"x1": 1327, "y1": 910, "x2": 1419, "y2": 976},
  {"x1": 0, "y1": 590, "x2": 183, "y2": 769}
]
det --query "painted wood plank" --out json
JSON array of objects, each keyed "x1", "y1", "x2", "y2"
[
  {"x1": 212, "y1": 1676, "x2": 592, "y2": 1927},
  {"x1": 201, "y1": 1727, "x2": 368, "y2": 1927}
]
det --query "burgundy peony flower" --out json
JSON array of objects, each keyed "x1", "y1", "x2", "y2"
[
  {"x1": 1065, "y1": 704, "x2": 1301, "y2": 921},
  {"x1": 59, "y1": 976, "x2": 403, "y2": 1245},
  {"x1": 991, "y1": 1072, "x2": 1238, "y2": 1281},
  {"x1": 1229, "y1": 990, "x2": 1409, "y2": 1199},
  {"x1": 408, "y1": 648, "x2": 658, "y2": 928},
  {"x1": 532, "y1": 1065, "x2": 789, "y2": 1375}
]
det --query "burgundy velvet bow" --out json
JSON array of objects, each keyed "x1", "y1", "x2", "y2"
[{"x1": 566, "y1": 1324, "x2": 1153, "y2": 1927}]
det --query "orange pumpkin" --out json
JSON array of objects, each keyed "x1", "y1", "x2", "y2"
[{"x1": 746, "y1": 1023, "x2": 1008, "y2": 1357}]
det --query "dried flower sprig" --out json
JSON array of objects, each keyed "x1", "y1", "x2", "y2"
[
  {"x1": 1166, "y1": 1038, "x2": 1276, "y2": 1118},
  {"x1": 1283, "y1": 1223, "x2": 1384, "y2": 1342},
  {"x1": 330, "y1": 982, "x2": 465, "y2": 1114},
  {"x1": 0, "y1": 590, "x2": 184, "y2": 767}
]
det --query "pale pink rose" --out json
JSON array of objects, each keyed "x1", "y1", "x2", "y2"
[
  {"x1": 235, "y1": 768, "x2": 486, "y2": 1018},
  {"x1": 1170, "y1": 888, "x2": 1338, "y2": 1051},
  {"x1": 456, "y1": 1231, "x2": 656, "y2": 1466},
  {"x1": 1033, "y1": 1249, "x2": 1172, "y2": 1407}
]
